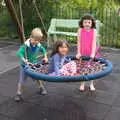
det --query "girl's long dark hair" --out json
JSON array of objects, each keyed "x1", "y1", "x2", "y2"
[
  {"x1": 79, "y1": 14, "x2": 96, "y2": 28},
  {"x1": 51, "y1": 40, "x2": 69, "y2": 57}
]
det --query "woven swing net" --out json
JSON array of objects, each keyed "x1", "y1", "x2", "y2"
[{"x1": 28, "y1": 57, "x2": 107, "y2": 76}]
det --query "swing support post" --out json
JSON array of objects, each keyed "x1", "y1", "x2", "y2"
[{"x1": 4, "y1": 0, "x2": 24, "y2": 43}]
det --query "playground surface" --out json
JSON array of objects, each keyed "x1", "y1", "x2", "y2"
[{"x1": 0, "y1": 42, "x2": 120, "y2": 120}]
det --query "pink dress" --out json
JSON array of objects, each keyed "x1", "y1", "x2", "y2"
[{"x1": 78, "y1": 28, "x2": 100, "y2": 57}]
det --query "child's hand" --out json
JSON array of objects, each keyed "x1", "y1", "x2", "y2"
[
  {"x1": 43, "y1": 57, "x2": 48, "y2": 63},
  {"x1": 90, "y1": 54, "x2": 95, "y2": 59},
  {"x1": 22, "y1": 58, "x2": 30, "y2": 64},
  {"x1": 76, "y1": 53, "x2": 81, "y2": 59},
  {"x1": 23, "y1": 59, "x2": 33, "y2": 66},
  {"x1": 26, "y1": 62, "x2": 33, "y2": 66}
]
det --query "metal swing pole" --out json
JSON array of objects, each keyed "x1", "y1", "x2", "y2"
[{"x1": 4, "y1": 0, "x2": 24, "y2": 43}]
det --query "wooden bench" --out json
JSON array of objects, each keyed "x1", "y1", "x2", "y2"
[{"x1": 47, "y1": 18, "x2": 102, "y2": 48}]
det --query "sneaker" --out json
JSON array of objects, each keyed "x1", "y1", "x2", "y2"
[
  {"x1": 14, "y1": 94, "x2": 23, "y2": 102},
  {"x1": 37, "y1": 87, "x2": 48, "y2": 95}
]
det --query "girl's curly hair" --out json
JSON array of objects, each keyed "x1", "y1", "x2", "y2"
[{"x1": 79, "y1": 14, "x2": 96, "y2": 28}]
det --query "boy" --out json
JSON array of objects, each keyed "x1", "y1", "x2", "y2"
[{"x1": 15, "y1": 28, "x2": 48, "y2": 102}]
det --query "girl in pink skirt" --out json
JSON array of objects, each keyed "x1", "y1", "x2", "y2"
[
  {"x1": 49, "y1": 40, "x2": 77, "y2": 76},
  {"x1": 76, "y1": 14, "x2": 100, "y2": 91}
]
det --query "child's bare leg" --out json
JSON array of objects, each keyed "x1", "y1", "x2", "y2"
[
  {"x1": 15, "y1": 83, "x2": 24, "y2": 102},
  {"x1": 37, "y1": 80, "x2": 44, "y2": 88},
  {"x1": 15, "y1": 66, "x2": 28, "y2": 102},
  {"x1": 89, "y1": 80, "x2": 95, "y2": 91},
  {"x1": 80, "y1": 82, "x2": 85, "y2": 91},
  {"x1": 36, "y1": 80, "x2": 47, "y2": 95},
  {"x1": 17, "y1": 83, "x2": 23, "y2": 95}
]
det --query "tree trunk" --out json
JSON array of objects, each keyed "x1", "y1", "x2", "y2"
[{"x1": 4, "y1": 0, "x2": 24, "y2": 43}]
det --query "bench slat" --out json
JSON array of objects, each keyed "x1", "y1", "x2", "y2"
[
  {"x1": 47, "y1": 18, "x2": 103, "y2": 48},
  {"x1": 48, "y1": 31, "x2": 77, "y2": 36}
]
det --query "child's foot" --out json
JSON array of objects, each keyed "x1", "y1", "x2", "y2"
[
  {"x1": 14, "y1": 94, "x2": 23, "y2": 102},
  {"x1": 79, "y1": 84, "x2": 85, "y2": 92},
  {"x1": 89, "y1": 84, "x2": 96, "y2": 91},
  {"x1": 37, "y1": 87, "x2": 48, "y2": 95}
]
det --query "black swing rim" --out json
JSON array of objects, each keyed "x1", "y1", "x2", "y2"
[{"x1": 24, "y1": 56, "x2": 113, "y2": 82}]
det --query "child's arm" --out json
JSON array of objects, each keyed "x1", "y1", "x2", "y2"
[
  {"x1": 17, "y1": 45, "x2": 32, "y2": 65},
  {"x1": 91, "y1": 29, "x2": 97, "y2": 58},
  {"x1": 17, "y1": 45, "x2": 27, "y2": 63},
  {"x1": 39, "y1": 44, "x2": 48, "y2": 62},
  {"x1": 76, "y1": 28, "x2": 81, "y2": 59},
  {"x1": 53, "y1": 55, "x2": 60, "y2": 75},
  {"x1": 43, "y1": 53, "x2": 48, "y2": 62}
]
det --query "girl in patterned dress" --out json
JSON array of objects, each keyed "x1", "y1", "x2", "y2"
[{"x1": 49, "y1": 40, "x2": 77, "y2": 76}]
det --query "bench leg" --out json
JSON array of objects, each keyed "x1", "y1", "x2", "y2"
[
  {"x1": 47, "y1": 35, "x2": 54, "y2": 48},
  {"x1": 47, "y1": 34, "x2": 58, "y2": 48},
  {"x1": 47, "y1": 34, "x2": 51, "y2": 48},
  {"x1": 53, "y1": 34, "x2": 57, "y2": 44}
]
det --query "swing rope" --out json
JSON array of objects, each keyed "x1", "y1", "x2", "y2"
[
  {"x1": 32, "y1": 0, "x2": 48, "y2": 35},
  {"x1": 18, "y1": 0, "x2": 27, "y2": 59},
  {"x1": 19, "y1": 0, "x2": 25, "y2": 42},
  {"x1": 18, "y1": 0, "x2": 48, "y2": 60}
]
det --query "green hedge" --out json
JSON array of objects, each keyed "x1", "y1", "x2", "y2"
[
  {"x1": 0, "y1": 8, "x2": 18, "y2": 38},
  {"x1": 0, "y1": 0, "x2": 120, "y2": 48}
]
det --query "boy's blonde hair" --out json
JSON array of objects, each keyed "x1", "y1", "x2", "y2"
[{"x1": 31, "y1": 28, "x2": 43, "y2": 40}]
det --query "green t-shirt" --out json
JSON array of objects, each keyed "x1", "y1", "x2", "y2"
[{"x1": 17, "y1": 42, "x2": 46, "y2": 65}]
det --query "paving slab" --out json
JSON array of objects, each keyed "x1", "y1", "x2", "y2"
[
  {"x1": 0, "y1": 95, "x2": 10, "y2": 105},
  {"x1": 0, "y1": 114, "x2": 15, "y2": 120},
  {"x1": 0, "y1": 44, "x2": 19, "y2": 75},
  {"x1": 0, "y1": 43, "x2": 120, "y2": 120},
  {"x1": 104, "y1": 107, "x2": 120, "y2": 120}
]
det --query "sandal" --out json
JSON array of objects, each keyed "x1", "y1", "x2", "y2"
[
  {"x1": 89, "y1": 85, "x2": 96, "y2": 91},
  {"x1": 79, "y1": 84, "x2": 85, "y2": 92},
  {"x1": 37, "y1": 87, "x2": 48, "y2": 95}
]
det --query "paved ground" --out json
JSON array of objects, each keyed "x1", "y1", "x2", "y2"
[
  {"x1": 0, "y1": 43, "x2": 18, "y2": 74},
  {"x1": 0, "y1": 43, "x2": 120, "y2": 120}
]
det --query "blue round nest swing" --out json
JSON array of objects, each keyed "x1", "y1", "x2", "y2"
[{"x1": 24, "y1": 56, "x2": 113, "y2": 82}]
